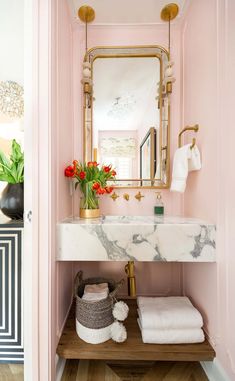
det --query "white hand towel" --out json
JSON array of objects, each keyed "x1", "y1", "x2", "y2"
[
  {"x1": 84, "y1": 283, "x2": 109, "y2": 294},
  {"x1": 188, "y1": 145, "x2": 201, "y2": 171},
  {"x1": 82, "y1": 283, "x2": 109, "y2": 301},
  {"x1": 137, "y1": 296, "x2": 203, "y2": 329},
  {"x1": 170, "y1": 144, "x2": 201, "y2": 193},
  {"x1": 82, "y1": 292, "x2": 108, "y2": 301},
  {"x1": 137, "y1": 319, "x2": 204, "y2": 344}
]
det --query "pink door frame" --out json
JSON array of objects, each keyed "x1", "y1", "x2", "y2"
[{"x1": 24, "y1": 0, "x2": 56, "y2": 380}]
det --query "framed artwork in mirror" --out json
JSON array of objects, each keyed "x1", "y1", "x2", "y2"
[{"x1": 140, "y1": 127, "x2": 156, "y2": 187}]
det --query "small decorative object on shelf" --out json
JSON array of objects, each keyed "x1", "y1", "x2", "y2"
[
  {"x1": 64, "y1": 160, "x2": 116, "y2": 218},
  {"x1": 0, "y1": 140, "x2": 24, "y2": 220}
]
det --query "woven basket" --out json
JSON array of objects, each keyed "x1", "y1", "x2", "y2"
[{"x1": 74, "y1": 271, "x2": 124, "y2": 344}]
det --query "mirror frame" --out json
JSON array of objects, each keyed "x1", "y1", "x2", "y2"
[{"x1": 83, "y1": 45, "x2": 170, "y2": 189}]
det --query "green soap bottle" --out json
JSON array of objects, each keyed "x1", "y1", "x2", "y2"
[{"x1": 154, "y1": 192, "x2": 164, "y2": 215}]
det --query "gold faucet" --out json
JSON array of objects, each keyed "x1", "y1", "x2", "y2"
[
  {"x1": 135, "y1": 191, "x2": 144, "y2": 202},
  {"x1": 125, "y1": 261, "x2": 136, "y2": 297},
  {"x1": 123, "y1": 193, "x2": 130, "y2": 201},
  {"x1": 110, "y1": 192, "x2": 119, "y2": 201}
]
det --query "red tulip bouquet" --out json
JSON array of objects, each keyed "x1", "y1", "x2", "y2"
[{"x1": 64, "y1": 160, "x2": 116, "y2": 217}]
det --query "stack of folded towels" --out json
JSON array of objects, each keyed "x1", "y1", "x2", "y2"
[
  {"x1": 82, "y1": 283, "x2": 109, "y2": 301},
  {"x1": 137, "y1": 296, "x2": 204, "y2": 344}
]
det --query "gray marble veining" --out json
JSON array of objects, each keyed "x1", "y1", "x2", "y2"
[{"x1": 57, "y1": 215, "x2": 216, "y2": 262}]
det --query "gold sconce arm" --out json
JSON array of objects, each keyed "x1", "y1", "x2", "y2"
[
  {"x1": 178, "y1": 124, "x2": 199, "y2": 148},
  {"x1": 135, "y1": 192, "x2": 144, "y2": 202}
]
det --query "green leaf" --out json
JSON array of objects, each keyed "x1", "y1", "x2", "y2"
[
  {"x1": 0, "y1": 140, "x2": 24, "y2": 184},
  {"x1": 10, "y1": 139, "x2": 23, "y2": 163},
  {"x1": 10, "y1": 163, "x2": 18, "y2": 182},
  {"x1": 0, "y1": 150, "x2": 11, "y2": 169},
  {"x1": 0, "y1": 172, "x2": 16, "y2": 183},
  {"x1": 16, "y1": 160, "x2": 24, "y2": 183}
]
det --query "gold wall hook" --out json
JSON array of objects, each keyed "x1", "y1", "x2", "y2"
[
  {"x1": 135, "y1": 192, "x2": 144, "y2": 202},
  {"x1": 123, "y1": 193, "x2": 130, "y2": 201},
  {"x1": 110, "y1": 192, "x2": 119, "y2": 201}
]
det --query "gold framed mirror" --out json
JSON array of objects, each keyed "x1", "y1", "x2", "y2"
[{"x1": 83, "y1": 46, "x2": 170, "y2": 188}]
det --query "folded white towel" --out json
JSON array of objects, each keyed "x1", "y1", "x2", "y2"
[
  {"x1": 84, "y1": 283, "x2": 109, "y2": 294},
  {"x1": 82, "y1": 283, "x2": 109, "y2": 301},
  {"x1": 137, "y1": 319, "x2": 205, "y2": 344},
  {"x1": 170, "y1": 144, "x2": 201, "y2": 193},
  {"x1": 137, "y1": 296, "x2": 203, "y2": 329},
  {"x1": 82, "y1": 292, "x2": 108, "y2": 301}
]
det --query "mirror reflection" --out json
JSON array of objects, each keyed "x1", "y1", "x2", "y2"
[{"x1": 93, "y1": 57, "x2": 160, "y2": 186}]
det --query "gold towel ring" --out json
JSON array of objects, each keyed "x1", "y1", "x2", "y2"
[{"x1": 178, "y1": 124, "x2": 199, "y2": 149}]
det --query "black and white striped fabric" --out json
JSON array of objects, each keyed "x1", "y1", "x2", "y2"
[{"x1": 0, "y1": 223, "x2": 24, "y2": 363}]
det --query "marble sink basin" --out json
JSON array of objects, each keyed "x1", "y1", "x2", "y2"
[{"x1": 57, "y1": 215, "x2": 216, "y2": 262}]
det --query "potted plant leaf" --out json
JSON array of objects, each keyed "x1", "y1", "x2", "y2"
[{"x1": 0, "y1": 139, "x2": 24, "y2": 220}]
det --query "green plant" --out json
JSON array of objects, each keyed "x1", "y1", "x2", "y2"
[{"x1": 0, "y1": 140, "x2": 24, "y2": 184}]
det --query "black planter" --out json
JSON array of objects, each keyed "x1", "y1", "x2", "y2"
[{"x1": 0, "y1": 183, "x2": 24, "y2": 220}]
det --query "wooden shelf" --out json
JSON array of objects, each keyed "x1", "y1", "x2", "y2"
[{"x1": 57, "y1": 300, "x2": 215, "y2": 362}]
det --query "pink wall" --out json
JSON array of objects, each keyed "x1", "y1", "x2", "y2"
[
  {"x1": 70, "y1": 23, "x2": 184, "y2": 298},
  {"x1": 182, "y1": 0, "x2": 235, "y2": 378},
  {"x1": 73, "y1": 261, "x2": 182, "y2": 298},
  {"x1": 55, "y1": 0, "x2": 74, "y2": 345}
]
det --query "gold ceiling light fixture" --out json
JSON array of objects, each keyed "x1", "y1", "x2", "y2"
[
  {"x1": 160, "y1": 3, "x2": 179, "y2": 93},
  {"x1": 78, "y1": 5, "x2": 95, "y2": 95}
]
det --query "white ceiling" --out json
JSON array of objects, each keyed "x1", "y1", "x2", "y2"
[
  {"x1": 69, "y1": 0, "x2": 188, "y2": 25},
  {"x1": 93, "y1": 57, "x2": 159, "y2": 133}
]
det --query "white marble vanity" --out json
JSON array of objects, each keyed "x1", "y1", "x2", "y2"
[{"x1": 57, "y1": 215, "x2": 216, "y2": 262}]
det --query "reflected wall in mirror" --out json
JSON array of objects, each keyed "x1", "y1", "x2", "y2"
[{"x1": 83, "y1": 46, "x2": 170, "y2": 188}]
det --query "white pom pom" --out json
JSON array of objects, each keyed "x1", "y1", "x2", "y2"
[
  {"x1": 111, "y1": 321, "x2": 127, "y2": 343},
  {"x1": 112, "y1": 301, "x2": 129, "y2": 321}
]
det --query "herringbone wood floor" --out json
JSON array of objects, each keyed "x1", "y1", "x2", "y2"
[
  {"x1": 0, "y1": 361, "x2": 208, "y2": 380},
  {"x1": 62, "y1": 360, "x2": 209, "y2": 381},
  {"x1": 0, "y1": 364, "x2": 23, "y2": 381}
]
